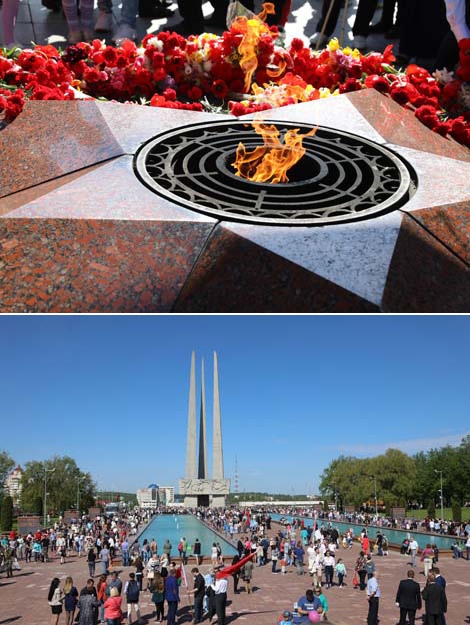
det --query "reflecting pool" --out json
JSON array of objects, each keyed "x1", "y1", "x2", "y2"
[{"x1": 136, "y1": 514, "x2": 237, "y2": 557}]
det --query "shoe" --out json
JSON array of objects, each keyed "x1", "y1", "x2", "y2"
[
  {"x1": 68, "y1": 30, "x2": 82, "y2": 43},
  {"x1": 309, "y1": 31, "x2": 327, "y2": 49},
  {"x1": 95, "y1": 11, "x2": 114, "y2": 32},
  {"x1": 113, "y1": 23, "x2": 136, "y2": 44},
  {"x1": 352, "y1": 35, "x2": 367, "y2": 50}
]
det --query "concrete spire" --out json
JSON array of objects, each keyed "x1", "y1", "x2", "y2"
[
  {"x1": 213, "y1": 350, "x2": 224, "y2": 480},
  {"x1": 185, "y1": 351, "x2": 197, "y2": 478},
  {"x1": 198, "y1": 358, "x2": 208, "y2": 479}
]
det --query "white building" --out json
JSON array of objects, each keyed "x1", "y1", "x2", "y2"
[
  {"x1": 137, "y1": 485, "x2": 174, "y2": 508},
  {"x1": 5, "y1": 465, "x2": 23, "y2": 505}
]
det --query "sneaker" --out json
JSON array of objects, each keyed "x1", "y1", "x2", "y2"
[
  {"x1": 352, "y1": 35, "x2": 367, "y2": 50},
  {"x1": 68, "y1": 30, "x2": 82, "y2": 44},
  {"x1": 309, "y1": 31, "x2": 327, "y2": 49},
  {"x1": 95, "y1": 11, "x2": 114, "y2": 32},
  {"x1": 113, "y1": 23, "x2": 136, "y2": 44}
]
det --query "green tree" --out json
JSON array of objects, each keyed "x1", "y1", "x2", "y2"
[
  {"x1": 0, "y1": 494, "x2": 13, "y2": 531},
  {"x1": 20, "y1": 456, "x2": 96, "y2": 515},
  {"x1": 0, "y1": 451, "x2": 15, "y2": 500}
]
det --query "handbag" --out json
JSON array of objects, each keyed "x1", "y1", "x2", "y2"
[{"x1": 353, "y1": 574, "x2": 359, "y2": 588}]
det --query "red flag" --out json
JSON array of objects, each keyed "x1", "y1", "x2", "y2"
[{"x1": 216, "y1": 552, "x2": 254, "y2": 579}]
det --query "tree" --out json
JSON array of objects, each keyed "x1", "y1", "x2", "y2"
[
  {"x1": 0, "y1": 451, "x2": 15, "y2": 500},
  {"x1": 0, "y1": 494, "x2": 14, "y2": 531},
  {"x1": 20, "y1": 456, "x2": 96, "y2": 515}
]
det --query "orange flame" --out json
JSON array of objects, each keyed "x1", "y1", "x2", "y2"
[
  {"x1": 232, "y1": 122, "x2": 318, "y2": 184},
  {"x1": 233, "y1": 2, "x2": 276, "y2": 93}
]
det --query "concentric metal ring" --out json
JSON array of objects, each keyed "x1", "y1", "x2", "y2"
[{"x1": 134, "y1": 120, "x2": 417, "y2": 226}]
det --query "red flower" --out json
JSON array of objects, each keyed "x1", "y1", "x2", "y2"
[
  {"x1": 187, "y1": 85, "x2": 203, "y2": 100},
  {"x1": 211, "y1": 79, "x2": 229, "y2": 100}
]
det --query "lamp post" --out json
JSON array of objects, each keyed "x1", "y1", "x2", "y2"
[
  {"x1": 76, "y1": 475, "x2": 86, "y2": 514},
  {"x1": 370, "y1": 476, "x2": 378, "y2": 518},
  {"x1": 434, "y1": 469, "x2": 444, "y2": 520},
  {"x1": 44, "y1": 467, "x2": 56, "y2": 528}
]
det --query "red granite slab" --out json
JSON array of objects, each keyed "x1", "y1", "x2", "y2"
[
  {"x1": 174, "y1": 225, "x2": 379, "y2": 312},
  {"x1": 406, "y1": 201, "x2": 470, "y2": 266},
  {"x1": 0, "y1": 163, "x2": 105, "y2": 216},
  {"x1": 382, "y1": 213, "x2": 470, "y2": 312},
  {"x1": 346, "y1": 89, "x2": 470, "y2": 163},
  {"x1": 0, "y1": 100, "x2": 124, "y2": 199},
  {"x1": 0, "y1": 219, "x2": 213, "y2": 312}
]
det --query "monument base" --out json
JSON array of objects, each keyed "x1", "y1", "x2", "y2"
[{"x1": 179, "y1": 477, "x2": 230, "y2": 509}]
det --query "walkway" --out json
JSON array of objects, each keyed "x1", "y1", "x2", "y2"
[{"x1": 1, "y1": 527, "x2": 470, "y2": 625}]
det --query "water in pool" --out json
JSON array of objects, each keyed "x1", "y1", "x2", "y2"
[{"x1": 136, "y1": 514, "x2": 237, "y2": 558}]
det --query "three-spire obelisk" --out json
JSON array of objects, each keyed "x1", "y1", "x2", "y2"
[{"x1": 179, "y1": 351, "x2": 230, "y2": 508}]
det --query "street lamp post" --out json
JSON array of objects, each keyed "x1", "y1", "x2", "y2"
[
  {"x1": 44, "y1": 467, "x2": 56, "y2": 528},
  {"x1": 370, "y1": 476, "x2": 378, "y2": 517},
  {"x1": 77, "y1": 475, "x2": 86, "y2": 514},
  {"x1": 434, "y1": 469, "x2": 444, "y2": 520}
]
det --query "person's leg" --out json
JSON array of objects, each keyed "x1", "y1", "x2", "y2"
[
  {"x1": 352, "y1": 0, "x2": 379, "y2": 36},
  {"x1": 1, "y1": 0, "x2": 20, "y2": 45}
]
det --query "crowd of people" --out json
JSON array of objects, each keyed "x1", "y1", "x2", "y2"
[
  {"x1": 0, "y1": 0, "x2": 468, "y2": 75},
  {"x1": 0, "y1": 504, "x2": 466, "y2": 625}
]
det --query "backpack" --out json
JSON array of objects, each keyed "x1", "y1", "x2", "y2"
[{"x1": 126, "y1": 580, "x2": 139, "y2": 602}]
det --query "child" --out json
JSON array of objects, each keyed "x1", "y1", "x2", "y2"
[
  {"x1": 335, "y1": 558, "x2": 346, "y2": 587},
  {"x1": 278, "y1": 610, "x2": 293, "y2": 625},
  {"x1": 314, "y1": 587, "x2": 329, "y2": 622}
]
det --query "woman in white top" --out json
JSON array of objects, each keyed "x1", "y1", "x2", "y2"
[{"x1": 48, "y1": 577, "x2": 65, "y2": 625}]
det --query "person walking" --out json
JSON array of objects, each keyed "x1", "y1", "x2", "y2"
[
  {"x1": 48, "y1": 577, "x2": 65, "y2": 625},
  {"x1": 187, "y1": 567, "x2": 205, "y2": 624},
  {"x1": 86, "y1": 548, "x2": 96, "y2": 578},
  {"x1": 421, "y1": 544, "x2": 435, "y2": 578},
  {"x1": 63, "y1": 577, "x2": 79, "y2": 625},
  {"x1": 77, "y1": 580, "x2": 100, "y2": 625},
  {"x1": 151, "y1": 572, "x2": 165, "y2": 623},
  {"x1": 164, "y1": 568, "x2": 180, "y2": 625},
  {"x1": 125, "y1": 572, "x2": 142, "y2": 624},
  {"x1": 355, "y1": 551, "x2": 367, "y2": 591},
  {"x1": 422, "y1": 572, "x2": 447, "y2": 625},
  {"x1": 212, "y1": 571, "x2": 228, "y2": 625},
  {"x1": 366, "y1": 571, "x2": 380, "y2": 625},
  {"x1": 409, "y1": 537, "x2": 419, "y2": 567},
  {"x1": 242, "y1": 556, "x2": 254, "y2": 594},
  {"x1": 104, "y1": 587, "x2": 122, "y2": 625},
  {"x1": 395, "y1": 569, "x2": 422, "y2": 625}
]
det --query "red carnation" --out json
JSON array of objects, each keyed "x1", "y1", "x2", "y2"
[{"x1": 211, "y1": 79, "x2": 229, "y2": 100}]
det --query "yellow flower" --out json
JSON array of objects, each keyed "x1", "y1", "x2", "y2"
[{"x1": 327, "y1": 38, "x2": 339, "y2": 52}]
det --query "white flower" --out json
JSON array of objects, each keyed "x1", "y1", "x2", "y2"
[
  {"x1": 433, "y1": 68, "x2": 455, "y2": 85},
  {"x1": 146, "y1": 37, "x2": 163, "y2": 51}
]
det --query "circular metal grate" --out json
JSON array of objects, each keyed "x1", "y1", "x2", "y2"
[{"x1": 134, "y1": 120, "x2": 417, "y2": 226}]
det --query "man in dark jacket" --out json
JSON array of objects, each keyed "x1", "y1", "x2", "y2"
[
  {"x1": 395, "y1": 569, "x2": 422, "y2": 625},
  {"x1": 422, "y1": 572, "x2": 447, "y2": 625}
]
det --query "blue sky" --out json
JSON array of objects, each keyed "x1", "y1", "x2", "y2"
[{"x1": 2, "y1": 315, "x2": 469, "y2": 495}]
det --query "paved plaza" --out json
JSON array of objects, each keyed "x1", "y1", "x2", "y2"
[{"x1": 2, "y1": 524, "x2": 470, "y2": 625}]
